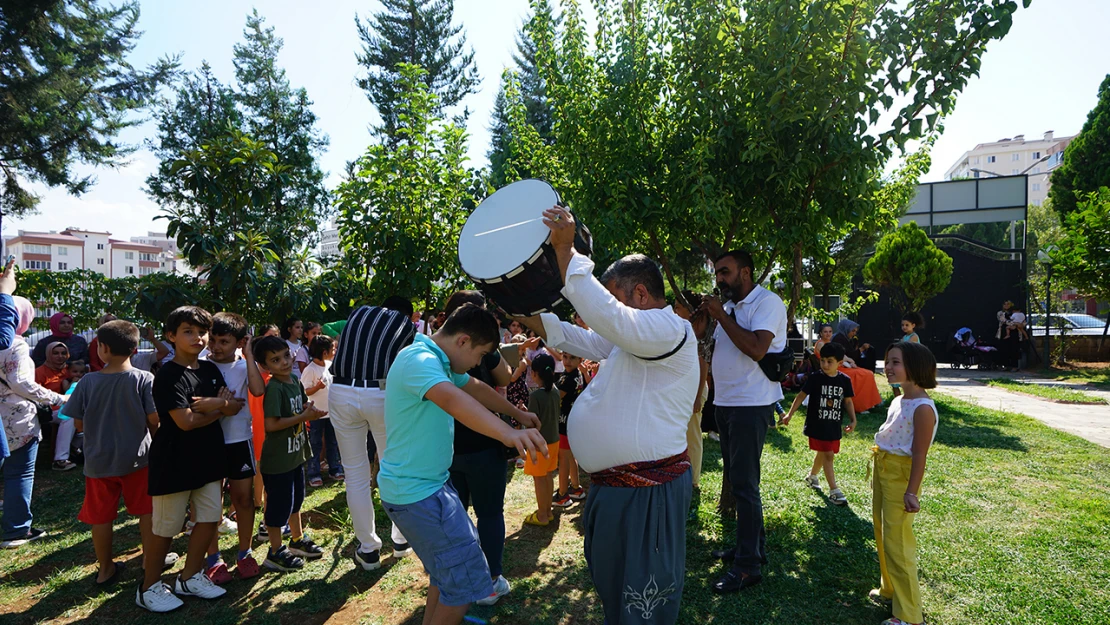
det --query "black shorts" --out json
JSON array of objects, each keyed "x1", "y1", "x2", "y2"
[
  {"x1": 225, "y1": 440, "x2": 257, "y2": 480},
  {"x1": 262, "y1": 465, "x2": 304, "y2": 529}
]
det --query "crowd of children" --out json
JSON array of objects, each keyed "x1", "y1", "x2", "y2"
[{"x1": 0, "y1": 282, "x2": 940, "y2": 625}]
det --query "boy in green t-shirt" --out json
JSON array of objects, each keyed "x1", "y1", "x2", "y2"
[{"x1": 248, "y1": 335, "x2": 327, "y2": 572}]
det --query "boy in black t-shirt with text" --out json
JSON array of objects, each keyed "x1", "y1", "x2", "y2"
[
  {"x1": 139, "y1": 307, "x2": 244, "y2": 613},
  {"x1": 552, "y1": 352, "x2": 587, "y2": 508},
  {"x1": 782, "y1": 341, "x2": 856, "y2": 506}
]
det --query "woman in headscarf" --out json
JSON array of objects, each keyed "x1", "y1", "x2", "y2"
[
  {"x1": 30, "y1": 312, "x2": 89, "y2": 367},
  {"x1": 34, "y1": 341, "x2": 77, "y2": 471},
  {"x1": 828, "y1": 318, "x2": 884, "y2": 413},
  {"x1": 832, "y1": 319, "x2": 876, "y2": 371},
  {"x1": 1, "y1": 297, "x2": 67, "y2": 548}
]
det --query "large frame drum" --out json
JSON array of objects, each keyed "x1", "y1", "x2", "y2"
[{"x1": 458, "y1": 179, "x2": 592, "y2": 317}]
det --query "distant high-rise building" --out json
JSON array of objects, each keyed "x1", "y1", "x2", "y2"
[{"x1": 943, "y1": 130, "x2": 1075, "y2": 206}]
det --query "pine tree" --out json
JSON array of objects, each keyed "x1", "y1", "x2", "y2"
[
  {"x1": 1049, "y1": 74, "x2": 1110, "y2": 218},
  {"x1": 233, "y1": 9, "x2": 329, "y2": 240},
  {"x1": 146, "y1": 63, "x2": 240, "y2": 209},
  {"x1": 354, "y1": 0, "x2": 479, "y2": 139},
  {"x1": 0, "y1": 0, "x2": 178, "y2": 216},
  {"x1": 487, "y1": 2, "x2": 557, "y2": 188}
]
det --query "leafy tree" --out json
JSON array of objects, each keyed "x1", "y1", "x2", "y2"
[
  {"x1": 154, "y1": 123, "x2": 290, "y2": 314},
  {"x1": 528, "y1": 0, "x2": 1027, "y2": 323},
  {"x1": 233, "y1": 9, "x2": 329, "y2": 240},
  {"x1": 335, "y1": 63, "x2": 475, "y2": 308},
  {"x1": 1049, "y1": 74, "x2": 1110, "y2": 218},
  {"x1": 1052, "y1": 188, "x2": 1110, "y2": 339},
  {"x1": 354, "y1": 0, "x2": 479, "y2": 139},
  {"x1": 0, "y1": 0, "x2": 178, "y2": 216},
  {"x1": 864, "y1": 222, "x2": 954, "y2": 313},
  {"x1": 787, "y1": 142, "x2": 935, "y2": 323}
]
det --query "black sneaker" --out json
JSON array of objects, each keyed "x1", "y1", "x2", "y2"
[
  {"x1": 263, "y1": 546, "x2": 304, "y2": 572},
  {"x1": 392, "y1": 541, "x2": 413, "y2": 558},
  {"x1": 288, "y1": 537, "x2": 323, "y2": 559},
  {"x1": 256, "y1": 522, "x2": 269, "y2": 540},
  {"x1": 353, "y1": 548, "x2": 381, "y2": 571}
]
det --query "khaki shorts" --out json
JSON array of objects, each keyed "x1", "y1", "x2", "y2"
[{"x1": 151, "y1": 480, "x2": 223, "y2": 538}]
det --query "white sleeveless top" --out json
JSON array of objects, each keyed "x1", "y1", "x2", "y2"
[{"x1": 875, "y1": 396, "x2": 939, "y2": 457}]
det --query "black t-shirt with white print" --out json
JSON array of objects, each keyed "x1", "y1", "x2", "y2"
[
  {"x1": 555, "y1": 369, "x2": 585, "y2": 436},
  {"x1": 801, "y1": 371, "x2": 854, "y2": 442},
  {"x1": 149, "y1": 360, "x2": 228, "y2": 496}
]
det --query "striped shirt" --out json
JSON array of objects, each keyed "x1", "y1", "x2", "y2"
[{"x1": 329, "y1": 306, "x2": 416, "y2": 384}]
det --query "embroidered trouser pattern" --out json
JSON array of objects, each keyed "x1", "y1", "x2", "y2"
[{"x1": 583, "y1": 468, "x2": 692, "y2": 625}]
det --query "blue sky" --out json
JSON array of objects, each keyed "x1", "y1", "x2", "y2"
[{"x1": 8, "y1": 0, "x2": 1110, "y2": 242}]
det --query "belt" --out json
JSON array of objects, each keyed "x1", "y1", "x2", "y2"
[
  {"x1": 332, "y1": 376, "x2": 381, "y2": 389},
  {"x1": 590, "y1": 451, "x2": 691, "y2": 488}
]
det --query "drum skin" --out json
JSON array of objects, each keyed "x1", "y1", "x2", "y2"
[{"x1": 458, "y1": 179, "x2": 592, "y2": 316}]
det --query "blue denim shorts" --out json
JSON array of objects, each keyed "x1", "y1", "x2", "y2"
[{"x1": 382, "y1": 484, "x2": 493, "y2": 606}]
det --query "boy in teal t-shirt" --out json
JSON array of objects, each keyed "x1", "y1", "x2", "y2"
[{"x1": 379, "y1": 304, "x2": 548, "y2": 624}]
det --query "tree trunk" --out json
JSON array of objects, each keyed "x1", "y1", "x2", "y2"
[
  {"x1": 786, "y1": 243, "x2": 803, "y2": 327},
  {"x1": 649, "y1": 232, "x2": 692, "y2": 312}
]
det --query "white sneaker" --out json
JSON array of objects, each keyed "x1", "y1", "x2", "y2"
[
  {"x1": 475, "y1": 575, "x2": 511, "y2": 606},
  {"x1": 217, "y1": 516, "x2": 237, "y2": 535},
  {"x1": 175, "y1": 571, "x2": 227, "y2": 599},
  {"x1": 136, "y1": 581, "x2": 184, "y2": 613},
  {"x1": 804, "y1": 474, "x2": 821, "y2": 490}
]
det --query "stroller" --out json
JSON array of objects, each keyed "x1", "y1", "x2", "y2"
[{"x1": 946, "y1": 327, "x2": 999, "y2": 369}]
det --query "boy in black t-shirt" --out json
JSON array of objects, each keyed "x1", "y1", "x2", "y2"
[
  {"x1": 552, "y1": 352, "x2": 587, "y2": 508},
  {"x1": 782, "y1": 341, "x2": 856, "y2": 506},
  {"x1": 139, "y1": 307, "x2": 244, "y2": 613}
]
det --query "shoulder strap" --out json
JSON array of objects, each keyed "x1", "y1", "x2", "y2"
[{"x1": 635, "y1": 329, "x2": 689, "y2": 362}]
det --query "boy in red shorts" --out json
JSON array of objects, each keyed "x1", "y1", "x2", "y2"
[
  {"x1": 781, "y1": 340, "x2": 856, "y2": 506},
  {"x1": 67, "y1": 320, "x2": 177, "y2": 586}
]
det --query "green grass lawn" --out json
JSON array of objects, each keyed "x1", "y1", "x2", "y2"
[
  {"x1": 984, "y1": 377, "x2": 1107, "y2": 404},
  {"x1": 3, "y1": 386, "x2": 1110, "y2": 625},
  {"x1": 1039, "y1": 366, "x2": 1110, "y2": 390}
]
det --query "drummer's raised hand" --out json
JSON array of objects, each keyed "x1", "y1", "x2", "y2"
[{"x1": 542, "y1": 205, "x2": 576, "y2": 248}]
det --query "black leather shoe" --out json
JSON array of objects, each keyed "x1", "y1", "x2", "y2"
[
  {"x1": 711, "y1": 548, "x2": 735, "y2": 561},
  {"x1": 711, "y1": 571, "x2": 762, "y2": 594}
]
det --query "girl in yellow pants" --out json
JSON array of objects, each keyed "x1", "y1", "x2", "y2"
[{"x1": 872, "y1": 342, "x2": 939, "y2": 625}]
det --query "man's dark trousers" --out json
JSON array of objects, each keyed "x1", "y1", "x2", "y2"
[{"x1": 716, "y1": 404, "x2": 772, "y2": 575}]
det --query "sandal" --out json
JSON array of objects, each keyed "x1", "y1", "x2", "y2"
[
  {"x1": 523, "y1": 512, "x2": 550, "y2": 527},
  {"x1": 829, "y1": 489, "x2": 848, "y2": 506},
  {"x1": 95, "y1": 561, "x2": 125, "y2": 586}
]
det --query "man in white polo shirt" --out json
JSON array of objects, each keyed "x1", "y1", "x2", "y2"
[
  {"x1": 701, "y1": 250, "x2": 787, "y2": 594},
  {"x1": 520, "y1": 206, "x2": 698, "y2": 625}
]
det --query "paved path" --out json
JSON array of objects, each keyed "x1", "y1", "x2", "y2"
[{"x1": 930, "y1": 368, "x2": 1110, "y2": 448}]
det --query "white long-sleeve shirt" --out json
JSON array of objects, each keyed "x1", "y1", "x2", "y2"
[{"x1": 541, "y1": 254, "x2": 699, "y2": 473}]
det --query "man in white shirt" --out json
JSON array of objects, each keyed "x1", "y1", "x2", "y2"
[
  {"x1": 521, "y1": 206, "x2": 698, "y2": 625},
  {"x1": 702, "y1": 250, "x2": 787, "y2": 594}
]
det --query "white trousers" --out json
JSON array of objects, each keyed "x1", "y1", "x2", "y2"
[
  {"x1": 54, "y1": 417, "x2": 75, "y2": 462},
  {"x1": 328, "y1": 384, "x2": 406, "y2": 552}
]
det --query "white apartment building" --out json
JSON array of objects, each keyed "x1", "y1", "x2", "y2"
[
  {"x1": 943, "y1": 130, "x2": 1075, "y2": 206},
  {"x1": 319, "y1": 219, "x2": 340, "y2": 257},
  {"x1": 129, "y1": 231, "x2": 192, "y2": 275},
  {"x1": 5, "y1": 228, "x2": 167, "y2": 278}
]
